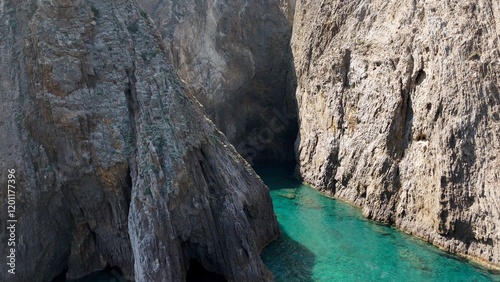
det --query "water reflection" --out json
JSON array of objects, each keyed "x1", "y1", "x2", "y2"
[{"x1": 261, "y1": 228, "x2": 316, "y2": 282}]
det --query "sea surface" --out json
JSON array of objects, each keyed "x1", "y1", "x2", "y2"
[{"x1": 257, "y1": 165, "x2": 500, "y2": 282}]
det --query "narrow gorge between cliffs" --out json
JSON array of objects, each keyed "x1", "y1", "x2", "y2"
[
  {"x1": 1, "y1": 0, "x2": 499, "y2": 281},
  {"x1": 73, "y1": 164, "x2": 500, "y2": 282}
]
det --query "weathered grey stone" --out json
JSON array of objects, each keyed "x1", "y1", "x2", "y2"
[
  {"x1": 292, "y1": 0, "x2": 500, "y2": 268},
  {"x1": 137, "y1": 0, "x2": 298, "y2": 164},
  {"x1": 0, "y1": 1, "x2": 278, "y2": 281}
]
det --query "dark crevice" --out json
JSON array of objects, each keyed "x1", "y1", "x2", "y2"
[
  {"x1": 434, "y1": 101, "x2": 443, "y2": 121},
  {"x1": 415, "y1": 69, "x2": 426, "y2": 86},
  {"x1": 106, "y1": 266, "x2": 126, "y2": 281},
  {"x1": 81, "y1": 60, "x2": 98, "y2": 88},
  {"x1": 448, "y1": 220, "x2": 474, "y2": 245},
  {"x1": 341, "y1": 49, "x2": 351, "y2": 88},
  {"x1": 401, "y1": 75, "x2": 416, "y2": 153},
  {"x1": 124, "y1": 69, "x2": 140, "y2": 123},
  {"x1": 415, "y1": 132, "x2": 428, "y2": 141},
  {"x1": 186, "y1": 259, "x2": 227, "y2": 282},
  {"x1": 50, "y1": 268, "x2": 68, "y2": 282},
  {"x1": 122, "y1": 166, "x2": 132, "y2": 214},
  {"x1": 85, "y1": 223, "x2": 97, "y2": 243},
  {"x1": 387, "y1": 78, "x2": 413, "y2": 160},
  {"x1": 124, "y1": 68, "x2": 139, "y2": 209},
  {"x1": 321, "y1": 148, "x2": 339, "y2": 193},
  {"x1": 198, "y1": 147, "x2": 217, "y2": 194}
]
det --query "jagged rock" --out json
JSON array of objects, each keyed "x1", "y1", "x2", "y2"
[
  {"x1": 292, "y1": 0, "x2": 500, "y2": 267},
  {"x1": 0, "y1": 1, "x2": 278, "y2": 281},
  {"x1": 136, "y1": 0, "x2": 298, "y2": 164}
]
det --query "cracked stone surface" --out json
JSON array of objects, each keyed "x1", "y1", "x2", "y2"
[
  {"x1": 136, "y1": 0, "x2": 298, "y2": 164},
  {"x1": 292, "y1": 0, "x2": 500, "y2": 268},
  {"x1": 0, "y1": 1, "x2": 278, "y2": 281}
]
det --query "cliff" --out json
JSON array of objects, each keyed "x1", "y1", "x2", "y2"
[
  {"x1": 0, "y1": 0, "x2": 278, "y2": 281},
  {"x1": 292, "y1": 0, "x2": 500, "y2": 267},
  {"x1": 136, "y1": 0, "x2": 298, "y2": 164}
]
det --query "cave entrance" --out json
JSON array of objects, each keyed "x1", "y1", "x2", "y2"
[
  {"x1": 59, "y1": 265, "x2": 125, "y2": 282},
  {"x1": 186, "y1": 259, "x2": 227, "y2": 282},
  {"x1": 50, "y1": 268, "x2": 68, "y2": 282},
  {"x1": 242, "y1": 103, "x2": 299, "y2": 168}
]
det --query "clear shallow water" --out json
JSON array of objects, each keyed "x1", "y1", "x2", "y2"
[{"x1": 257, "y1": 165, "x2": 500, "y2": 282}]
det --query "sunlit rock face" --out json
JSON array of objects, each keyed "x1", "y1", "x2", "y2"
[
  {"x1": 137, "y1": 0, "x2": 298, "y2": 164},
  {"x1": 0, "y1": 1, "x2": 278, "y2": 281},
  {"x1": 292, "y1": 0, "x2": 500, "y2": 267}
]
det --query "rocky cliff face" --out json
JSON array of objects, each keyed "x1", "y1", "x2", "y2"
[
  {"x1": 292, "y1": 0, "x2": 500, "y2": 267},
  {"x1": 0, "y1": 1, "x2": 278, "y2": 281},
  {"x1": 136, "y1": 0, "x2": 298, "y2": 164}
]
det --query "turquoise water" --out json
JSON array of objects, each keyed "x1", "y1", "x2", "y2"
[{"x1": 257, "y1": 165, "x2": 500, "y2": 282}]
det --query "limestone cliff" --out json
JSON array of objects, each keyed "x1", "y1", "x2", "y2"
[
  {"x1": 0, "y1": 0, "x2": 278, "y2": 281},
  {"x1": 292, "y1": 0, "x2": 500, "y2": 267},
  {"x1": 136, "y1": 0, "x2": 298, "y2": 164}
]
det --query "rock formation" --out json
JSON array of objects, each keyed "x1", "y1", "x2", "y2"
[
  {"x1": 0, "y1": 1, "x2": 278, "y2": 281},
  {"x1": 136, "y1": 0, "x2": 298, "y2": 164},
  {"x1": 292, "y1": 0, "x2": 500, "y2": 267}
]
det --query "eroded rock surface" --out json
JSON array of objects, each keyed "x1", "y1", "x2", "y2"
[
  {"x1": 292, "y1": 0, "x2": 500, "y2": 267},
  {"x1": 137, "y1": 0, "x2": 298, "y2": 164},
  {"x1": 0, "y1": 1, "x2": 278, "y2": 281}
]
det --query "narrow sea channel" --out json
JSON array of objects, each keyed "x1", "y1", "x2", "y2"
[{"x1": 257, "y1": 165, "x2": 500, "y2": 282}]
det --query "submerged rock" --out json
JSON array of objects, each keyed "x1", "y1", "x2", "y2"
[
  {"x1": 137, "y1": 0, "x2": 298, "y2": 164},
  {"x1": 0, "y1": 1, "x2": 278, "y2": 281},
  {"x1": 278, "y1": 189, "x2": 297, "y2": 199},
  {"x1": 292, "y1": 0, "x2": 500, "y2": 267}
]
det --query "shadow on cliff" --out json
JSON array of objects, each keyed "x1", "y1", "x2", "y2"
[
  {"x1": 186, "y1": 259, "x2": 227, "y2": 282},
  {"x1": 254, "y1": 162, "x2": 300, "y2": 189},
  {"x1": 256, "y1": 164, "x2": 315, "y2": 281},
  {"x1": 234, "y1": 4, "x2": 299, "y2": 167},
  {"x1": 261, "y1": 227, "x2": 316, "y2": 282},
  {"x1": 58, "y1": 266, "x2": 126, "y2": 282}
]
